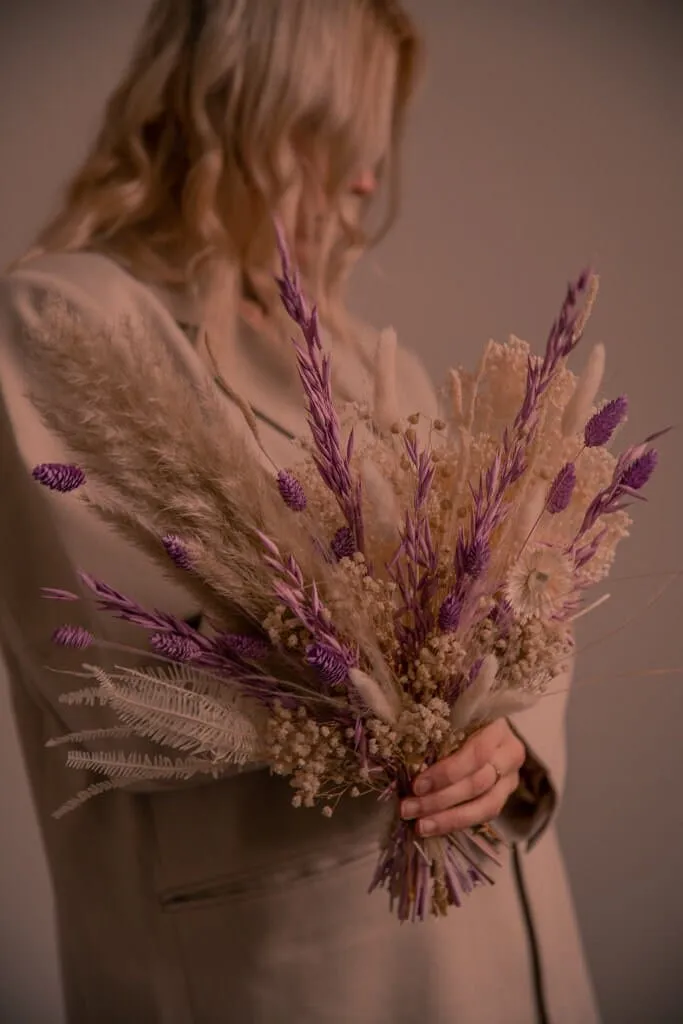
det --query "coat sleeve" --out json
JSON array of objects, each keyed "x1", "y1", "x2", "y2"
[
  {"x1": 395, "y1": 342, "x2": 569, "y2": 849},
  {"x1": 0, "y1": 261, "x2": 265, "y2": 796},
  {"x1": 498, "y1": 661, "x2": 571, "y2": 850}
]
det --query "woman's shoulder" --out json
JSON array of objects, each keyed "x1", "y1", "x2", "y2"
[
  {"x1": 0, "y1": 249, "x2": 200, "y2": 393},
  {"x1": 1, "y1": 250, "x2": 164, "y2": 330}
]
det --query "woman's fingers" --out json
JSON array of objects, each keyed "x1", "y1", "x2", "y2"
[
  {"x1": 413, "y1": 771, "x2": 519, "y2": 837},
  {"x1": 400, "y1": 717, "x2": 527, "y2": 837},
  {"x1": 412, "y1": 719, "x2": 507, "y2": 795},
  {"x1": 401, "y1": 761, "x2": 501, "y2": 820}
]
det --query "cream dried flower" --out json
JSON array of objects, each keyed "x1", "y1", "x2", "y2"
[
  {"x1": 373, "y1": 327, "x2": 400, "y2": 431},
  {"x1": 504, "y1": 546, "x2": 575, "y2": 619}
]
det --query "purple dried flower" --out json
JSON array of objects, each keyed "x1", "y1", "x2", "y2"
[
  {"x1": 214, "y1": 633, "x2": 270, "y2": 660},
  {"x1": 331, "y1": 526, "x2": 356, "y2": 561},
  {"x1": 162, "y1": 534, "x2": 193, "y2": 571},
  {"x1": 274, "y1": 220, "x2": 307, "y2": 323},
  {"x1": 547, "y1": 462, "x2": 577, "y2": 513},
  {"x1": 584, "y1": 396, "x2": 628, "y2": 447},
  {"x1": 574, "y1": 533, "x2": 603, "y2": 570},
  {"x1": 444, "y1": 672, "x2": 466, "y2": 703},
  {"x1": 52, "y1": 625, "x2": 94, "y2": 649},
  {"x1": 489, "y1": 599, "x2": 513, "y2": 632},
  {"x1": 32, "y1": 463, "x2": 86, "y2": 493},
  {"x1": 306, "y1": 642, "x2": 350, "y2": 686},
  {"x1": 620, "y1": 449, "x2": 658, "y2": 490},
  {"x1": 413, "y1": 448, "x2": 435, "y2": 507},
  {"x1": 438, "y1": 591, "x2": 462, "y2": 632},
  {"x1": 463, "y1": 537, "x2": 490, "y2": 578},
  {"x1": 442, "y1": 659, "x2": 485, "y2": 706},
  {"x1": 149, "y1": 633, "x2": 200, "y2": 662},
  {"x1": 277, "y1": 469, "x2": 307, "y2": 512},
  {"x1": 41, "y1": 587, "x2": 80, "y2": 602},
  {"x1": 572, "y1": 435, "x2": 658, "y2": 548}
]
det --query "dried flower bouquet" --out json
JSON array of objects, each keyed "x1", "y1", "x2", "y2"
[{"x1": 30, "y1": 235, "x2": 658, "y2": 920}]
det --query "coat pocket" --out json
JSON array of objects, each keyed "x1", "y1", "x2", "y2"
[
  {"x1": 158, "y1": 841, "x2": 382, "y2": 912},
  {"x1": 150, "y1": 769, "x2": 392, "y2": 904},
  {"x1": 155, "y1": 847, "x2": 413, "y2": 1024}
]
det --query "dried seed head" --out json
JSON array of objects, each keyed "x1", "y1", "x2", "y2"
[{"x1": 277, "y1": 470, "x2": 307, "y2": 511}]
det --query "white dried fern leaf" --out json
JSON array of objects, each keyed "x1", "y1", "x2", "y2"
[
  {"x1": 126, "y1": 662, "x2": 238, "y2": 703},
  {"x1": 58, "y1": 686, "x2": 108, "y2": 707},
  {"x1": 63, "y1": 749, "x2": 219, "y2": 780},
  {"x1": 87, "y1": 664, "x2": 265, "y2": 762},
  {"x1": 47, "y1": 726, "x2": 134, "y2": 748},
  {"x1": 52, "y1": 780, "x2": 122, "y2": 819}
]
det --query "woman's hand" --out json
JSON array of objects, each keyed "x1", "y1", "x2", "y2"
[{"x1": 400, "y1": 718, "x2": 527, "y2": 837}]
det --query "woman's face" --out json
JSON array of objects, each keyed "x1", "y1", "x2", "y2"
[
  {"x1": 292, "y1": 161, "x2": 380, "y2": 272},
  {"x1": 291, "y1": 41, "x2": 396, "y2": 271}
]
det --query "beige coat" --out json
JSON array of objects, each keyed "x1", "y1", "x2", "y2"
[{"x1": 0, "y1": 251, "x2": 600, "y2": 1024}]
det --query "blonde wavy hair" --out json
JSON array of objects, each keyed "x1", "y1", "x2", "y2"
[{"x1": 19, "y1": 0, "x2": 422, "y2": 353}]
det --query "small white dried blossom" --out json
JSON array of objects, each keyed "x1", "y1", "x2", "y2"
[{"x1": 504, "y1": 546, "x2": 575, "y2": 619}]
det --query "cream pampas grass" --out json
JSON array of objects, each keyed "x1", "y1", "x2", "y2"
[{"x1": 23, "y1": 297, "x2": 318, "y2": 621}]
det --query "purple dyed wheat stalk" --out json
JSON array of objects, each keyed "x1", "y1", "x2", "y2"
[
  {"x1": 68, "y1": 573, "x2": 291, "y2": 701},
  {"x1": 514, "y1": 270, "x2": 592, "y2": 434},
  {"x1": 448, "y1": 272, "x2": 593, "y2": 624},
  {"x1": 258, "y1": 532, "x2": 357, "y2": 687},
  {"x1": 571, "y1": 442, "x2": 658, "y2": 567},
  {"x1": 274, "y1": 223, "x2": 365, "y2": 552},
  {"x1": 78, "y1": 573, "x2": 210, "y2": 642},
  {"x1": 388, "y1": 433, "x2": 439, "y2": 660}
]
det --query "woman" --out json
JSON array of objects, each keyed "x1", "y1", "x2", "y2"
[{"x1": 0, "y1": 2, "x2": 600, "y2": 1022}]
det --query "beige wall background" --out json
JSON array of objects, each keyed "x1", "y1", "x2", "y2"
[{"x1": 0, "y1": 2, "x2": 681, "y2": 1021}]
